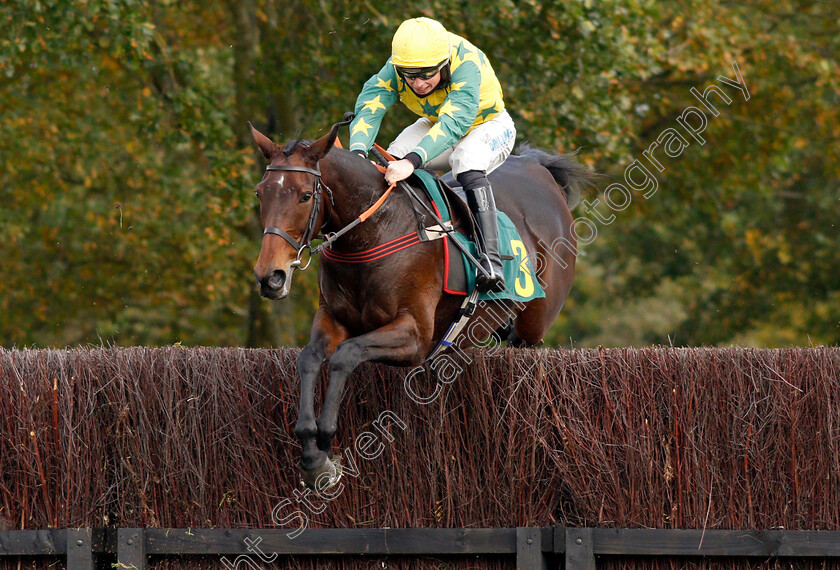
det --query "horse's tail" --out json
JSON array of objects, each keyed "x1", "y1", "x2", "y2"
[{"x1": 516, "y1": 144, "x2": 594, "y2": 210}]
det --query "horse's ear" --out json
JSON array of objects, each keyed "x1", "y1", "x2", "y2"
[
  {"x1": 304, "y1": 115, "x2": 355, "y2": 162},
  {"x1": 305, "y1": 123, "x2": 340, "y2": 163},
  {"x1": 249, "y1": 122, "x2": 277, "y2": 160}
]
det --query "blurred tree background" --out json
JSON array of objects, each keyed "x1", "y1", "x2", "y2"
[{"x1": 0, "y1": 0, "x2": 837, "y2": 348}]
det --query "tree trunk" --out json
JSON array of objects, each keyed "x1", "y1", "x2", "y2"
[{"x1": 227, "y1": 0, "x2": 304, "y2": 347}]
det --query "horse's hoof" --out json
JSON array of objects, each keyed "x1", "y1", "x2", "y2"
[{"x1": 300, "y1": 454, "x2": 342, "y2": 492}]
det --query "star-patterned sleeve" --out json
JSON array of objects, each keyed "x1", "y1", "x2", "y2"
[
  {"x1": 412, "y1": 59, "x2": 481, "y2": 164},
  {"x1": 349, "y1": 62, "x2": 399, "y2": 155}
]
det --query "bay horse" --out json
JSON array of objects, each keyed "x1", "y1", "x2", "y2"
[{"x1": 251, "y1": 118, "x2": 589, "y2": 489}]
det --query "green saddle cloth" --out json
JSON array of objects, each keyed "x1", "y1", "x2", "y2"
[{"x1": 412, "y1": 169, "x2": 545, "y2": 304}]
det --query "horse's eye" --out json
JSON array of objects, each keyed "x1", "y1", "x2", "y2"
[{"x1": 300, "y1": 192, "x2": 313, "y2": 203}]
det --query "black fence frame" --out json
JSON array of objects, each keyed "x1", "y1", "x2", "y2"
[{"x1": 2, "y1": 527, "x2": 840, "y2": 569}]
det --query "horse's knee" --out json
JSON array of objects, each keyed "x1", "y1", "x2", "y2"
[{"x1": 329, "y1": 341, "x2": 363, "y2": 377}]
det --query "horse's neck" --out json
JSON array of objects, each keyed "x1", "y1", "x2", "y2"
[{"x1": 322, "y1": 153, "x2": 414, "y2": 249}]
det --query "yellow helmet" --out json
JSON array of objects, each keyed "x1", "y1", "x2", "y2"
[{"x1": 391, "y1": 17, "x2": 450, "y2": 68}]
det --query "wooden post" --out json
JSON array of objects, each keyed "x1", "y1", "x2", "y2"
[
  {"x1": 565, "y1": 528, "x2": 595, "y2": 570},
  {"x1": 516, "y1": 527, "x2": 548, "y2": 569},
  {"x1": 66, "y1": 528, "x2": 94, "y2": 570},
  {"x1": 118, "y1": 528, "x2": 146, "y2": 570}
]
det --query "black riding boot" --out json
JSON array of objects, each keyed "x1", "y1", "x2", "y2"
[{"x1": 458, "y1": 171, "x2": 506, "y2": 293}]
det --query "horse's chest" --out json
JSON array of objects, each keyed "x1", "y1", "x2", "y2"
[{"x1": 322, "y1": 278, "x2": 400, "y2": 334}]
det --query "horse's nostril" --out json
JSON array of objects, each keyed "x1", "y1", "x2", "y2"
[
  {"x1": 257, "y1": 268, "x2": 289, "y2": 298},
  {"x1": 267, "y1": 270, "x2": 286, "y2": 291}
]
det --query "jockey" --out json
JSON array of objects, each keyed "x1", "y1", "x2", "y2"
[{"x1": 349, "y1": 17, "x2": 515, "y2": 293}]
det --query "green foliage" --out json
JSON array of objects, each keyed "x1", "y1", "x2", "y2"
[
  {"x1": 0, "y1": 0, "x2": 837, "y2": 348},
  {"x1": 547, "y1": 0, "x2": 840, "y2": 347}
]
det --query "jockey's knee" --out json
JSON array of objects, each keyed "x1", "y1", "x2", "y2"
[{"x1": 456, "y1": 170, "x2": 488, "y2": 192}]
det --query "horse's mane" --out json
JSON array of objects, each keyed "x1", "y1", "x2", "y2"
[{"x1": 282, "y1": 139, "x2": 312, "y2": 157}]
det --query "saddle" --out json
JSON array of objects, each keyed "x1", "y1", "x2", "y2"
[
  {"x1": 436, "y1": 173, "x2": 477, "y2": 238},
  {"x1": 408, "y1": 170, "x2": 538, "y2": 301},
  {"x1": 404, "y1": 170, "x2": 473, "y2": 295}
]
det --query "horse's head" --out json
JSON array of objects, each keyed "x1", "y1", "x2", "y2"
[{"x1": 251, "y1": 123, "x2": 338, "y2": 299}]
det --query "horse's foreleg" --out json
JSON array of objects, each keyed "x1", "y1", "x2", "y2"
[
  {"x1": 295, "y1": 342, "x2": 325, "y2": 472},
  {"x1": 295, "y1": 309, "x2": 349, "y2": 480},
  {"x1": 314, "y1": 313, "x2": 426, "y2": 465}
]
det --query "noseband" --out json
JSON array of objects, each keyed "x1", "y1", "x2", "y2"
[{"x1": 262, "y1": 164, "x2": 333, "y2": 270}]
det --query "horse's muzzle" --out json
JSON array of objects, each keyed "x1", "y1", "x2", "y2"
[{"x1": 256, "y1": 269, "x2": 290, "y2": 299}]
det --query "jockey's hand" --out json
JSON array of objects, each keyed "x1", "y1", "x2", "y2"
[{"x1": 385, "y1": 158, "x2": 415, "y2": 185}]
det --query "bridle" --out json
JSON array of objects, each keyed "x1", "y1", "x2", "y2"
[{"x1": 261, "y1": 164, "x2": 333, "y2": 271}]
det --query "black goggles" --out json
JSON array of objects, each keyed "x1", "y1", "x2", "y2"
[{"x1": 396, "y1": 60, "x2": 448, "y2": 81}]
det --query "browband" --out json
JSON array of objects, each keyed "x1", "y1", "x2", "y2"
[{"x1": 265, "y1": 165, "x2": 321, "y2": 176}]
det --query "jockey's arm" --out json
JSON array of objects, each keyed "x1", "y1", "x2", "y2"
[
  {"x1": 408, "y1": 61, "x2": 481, "y2": 165},
  {"x1": 349, "y1": 62, "x2": 399, "y2": 155}
]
